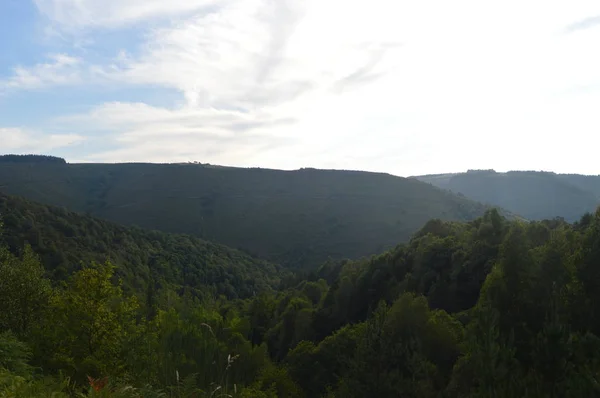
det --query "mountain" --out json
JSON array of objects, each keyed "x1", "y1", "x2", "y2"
[
  {"x1": 0, "y1": 155, "x2": 492, "y2": 268},
  {"x1": 4, "y1": 181, "x2": 600, "y2": 396},
  {"x1": 414, "y1": 169, "x2": 600, "y2": 222},
  {"x1": 557, "y1": 173, "x2": 600, "y2": 199},
  {"x1": 0, "y1": 192, "x2": 285, "y2": 298}
]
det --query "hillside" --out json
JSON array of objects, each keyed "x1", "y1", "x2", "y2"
[
  {"x1": 557, "y1": 173, "x2": 600, "y2": 199},
  {"x1": 415, "y1": 169, "x2": 600, "y2": 222},
  {"x1": 0, "y1": 192, "x2": 284, "y2": 298},
  {"x1": 0, "y1": 156, "x2": 493, "y2": 268},
  {"x1": 4, "y1": 203, "x2": 600, "y2": 396}
]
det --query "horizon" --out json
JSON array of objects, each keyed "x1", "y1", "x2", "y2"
[
  {"x1": 2, "y1": 152, "x2": 600, "y2": 178},
  {"x1": 1, "y1": 1, "x2": 600, "y2": 176}
]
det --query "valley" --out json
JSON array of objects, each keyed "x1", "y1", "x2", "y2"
[{"x1": 2, "y1": 155, "x2": 600, "y2": 397}]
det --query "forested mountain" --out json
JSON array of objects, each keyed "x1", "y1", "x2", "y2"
[
  {"x1": 415, "y1": 169, "x2": 600, "y2": 222},
  {"x1": 5, "y1": 155, "x2": 600, "y2": 397},
  {"x1": 0, "y1": 192, "x2": 285, "y2": 299},
  {"x1": 0, "y1": 155, "x2": 492, "y2": 268},
  {"x1": 3, "y1": 202, "x2": 600, "y2": 397},
  {"x1": 558, "y1": 173, "x2": 600, "y2": 199}
]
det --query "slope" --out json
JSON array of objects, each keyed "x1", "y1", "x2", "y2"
[
  {"x1": 0, "y1": 155, "x2": 492, "y2": 268},
  {"x1": 415, "y1": 169, "x2": 600, "y2": 222},
  {"x1": 0, "y1": 192, "x2": 284, "y2": 298},
  {"x1": 557, "y1": 173, "x2": 600, "y2": 199}
]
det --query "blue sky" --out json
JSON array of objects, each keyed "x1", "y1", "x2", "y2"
[{"x1": 1, "y1": 0, "x2": 600, "y2": 176}]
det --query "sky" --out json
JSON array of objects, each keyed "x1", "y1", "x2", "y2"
[{"x1": 1, "y1": 0, "x2": 600, "y2": 176}]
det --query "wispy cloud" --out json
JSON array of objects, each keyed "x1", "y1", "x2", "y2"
[
  {"x1": 100, "y1": 1, "x2": 311, "y2": 109},
  {"x1": 55, "y1": 102, "x2": 296, "y2": 164},
  {"x1": 94, "y1": 0, "x2": 405, "y2": 111},
  {"x1": 1, "y1": 54, "x2": 83, "y2": 92},
  {"x1": 34, "y1": 0, "x2": 218, "y2": 29},
  {"x1": 40, "y1": 0, "x2": 407, "y2": 166},
  {"x1": 331, "y1": 42, "x2": 402, "y2": 94},
  {"x1": 565, "y1": 15, "x2": 600, "y2": 33},
  {"x1": 0, "y1": 127, "x2": 85, "y2": 153}
]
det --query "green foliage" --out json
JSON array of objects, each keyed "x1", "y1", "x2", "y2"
[
  {"x1": 0, "y1": 244, "x2": 52, "y2": 339},
  {"x1": 0, "y1": 332, "x2": 32, "y2": 377},
  {"x1": 37, "y1": 262, "x2": 141, "y2": 383},
  {"x1": 286, "y1": 323, "x2": 364, "y2": 397},
  {"x1": 313, "y1": 210, "x2": 511, "y2": 339},
  {"x1": 284, "y1": 209, "x2": 600, "y2": 396},
  {"x1": 0, "y1": 193, "x2": 285, "y2": 298},
  {"x1": 246, "y1": 365, "x2": 302, "y2": 398},
  {"x1": 333, "y1": 294, "x2": 462, "y2": 397},
  {"x1": 0, "y1": 370, "x2": 71, "y2": 398},
  {"x1": 3, "y1": 188, "x2": 600, "y2": 396}
]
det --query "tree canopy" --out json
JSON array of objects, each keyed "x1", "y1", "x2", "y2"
[
  {"x1": 0, "y1": 193, "x2": 286, "y2": 299},
  {"x1": 2, "y1": 185, "x2": 600, "y2": 396}
]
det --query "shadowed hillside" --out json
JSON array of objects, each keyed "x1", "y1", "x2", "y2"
[
  {"x1": 0, "y1": 192, "x2": 285, "y2": 298},
  {"x1": 415, "y1": 169, "x2": 600, "y2": 222},
  {"x1": 0, "y1": 158, "x2": 492, "y2": 268},
  {"x1": 557, "y1": 173, "x2": 600, "y2": 199}
]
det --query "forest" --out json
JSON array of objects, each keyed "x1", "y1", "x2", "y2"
[
  {"x1": 0, "y1": 193, "x2": 287, "y2": 298},
  {"x1": 2, "y1": 185, "x2": 600, "y2": 396},
  {"x1": 0, "y1": 157, "x2": 493, "y2": 268},
  {"x1": 416, "y1": 170, "x2": 600, "y2": 222}
]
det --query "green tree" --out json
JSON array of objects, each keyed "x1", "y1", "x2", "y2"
[
  {"x1": 448, "y1": 306, "x2": 522, "y2": 398},
  {"x1": 286, "y1": 323, "x2": 365, "y2": 397},
  {"x1": 0, "y1": 244, "x2": 52, "y2": 339},
  {"x1": 0, "y1": 332, "x2": 33, "y2": 376},
  {"x1": 39, "y1": 261, "x2": 140, "y2": 383},
  {"x1": 336, "y1": 294, "x2": 460, "y2": 398}
]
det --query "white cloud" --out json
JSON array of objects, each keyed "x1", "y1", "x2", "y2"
[
  {"x1": 102, "y1": 0, "x2": 405, "y2": 109},
  {"x1": 1, "y1": 54, "x2": 83, "y2": 91},
  {"x1": 57, "y1": 102, "x2": 296, "y2": 164},
  {"x1": 21, "y1": 0, "x2": 600, "y2": 175},
  {"x1": 565, "y1": 15, "x2": 600, "y2": 33},
  {"x1": 0, "y1": 128, "x2": 85, "y2": 152},
  {"x1": 34, "y1": 0, "x2": 218, "y2": 29}
]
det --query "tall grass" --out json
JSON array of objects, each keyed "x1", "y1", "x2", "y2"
[{"x1": 0, "y1": 353, "x2": 256, "y2": 398}]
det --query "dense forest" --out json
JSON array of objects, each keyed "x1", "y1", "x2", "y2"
[
  {"x1": 3, "y1": 186, "x2": 600, "y2": 396},
  {"x1": 0, "y1": 159, "x2": 494, "y2": 268},
  {"x1": 416, "y1": 170, "x2": 600, "y2": 222},
  {"x1": 0, "y1": 155, "x2": 67, "y2": 164},
  {"x1": 0, "y1": 193, "x2": 286, "y2": 299}
]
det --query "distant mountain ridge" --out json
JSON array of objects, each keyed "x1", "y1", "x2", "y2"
[
  {"x1": 0, "y1": 157, "x2": 494, "y2": 268},
  {"x1": 414, "y1": 169, "x2": 600, "y2": 222}
]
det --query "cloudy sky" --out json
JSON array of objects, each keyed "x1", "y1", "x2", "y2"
[{"x1": 1, "y1": 0, "x2": 599, "y2": 176}]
